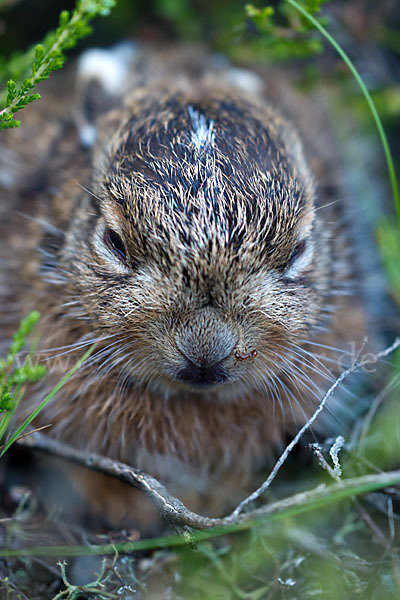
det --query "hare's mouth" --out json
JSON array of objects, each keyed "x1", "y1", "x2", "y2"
[{"x1": 174, "y1": 359, "x2": 230, "y2": 388}]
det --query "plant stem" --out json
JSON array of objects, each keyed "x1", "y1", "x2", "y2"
[{"x1": 1, "y1": 11, "x2": 81, "y2": 120}]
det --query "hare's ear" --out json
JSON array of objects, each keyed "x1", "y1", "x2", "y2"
[{"x1": 75, "y1": 43, "x2": 138, "y2": 148}]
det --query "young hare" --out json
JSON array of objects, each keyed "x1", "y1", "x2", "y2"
[{"x1": 0, "y1": 45, "x2": 377, "y2": 515}]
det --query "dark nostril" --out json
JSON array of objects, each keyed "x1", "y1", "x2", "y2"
[{"x1": 177, "y1": 358, "x2": 229, "y2": 387}]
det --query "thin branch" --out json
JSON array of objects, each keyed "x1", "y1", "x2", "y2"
[
  {"x1": 16, "y1": 439, "x2": 400, "y2": 532},
  {"x1": 17, "y1": 432, "x2": 216, "y2": 529},
  {"x1": 231, "y1": 337, "x2": 400, "y2": 516},
  {"x1": 2, "y1": 467, "x2": 400, "y2": 557},
  {"x1": 16, "y1": 337, "x2": 400, "y2": 531}
]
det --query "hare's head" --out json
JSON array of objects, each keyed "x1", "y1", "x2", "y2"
[{"x1": 59, "y1": 90, "x2": 331, "y2": 401}]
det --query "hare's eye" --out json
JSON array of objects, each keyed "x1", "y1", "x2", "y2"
[
  {"x1": 103, "y1": 227, "x2": 127, "y2": 263},
  {"x1": 283, "y1": 239, "x2": 313, "y2": 279},
  {"x1": 288, "y1": 239, "x2": 306, "y2": 267}
]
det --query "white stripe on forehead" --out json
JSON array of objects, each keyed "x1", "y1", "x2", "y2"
[{"x1": 187, "y1": 106, "x2": 215, "y2": 152}]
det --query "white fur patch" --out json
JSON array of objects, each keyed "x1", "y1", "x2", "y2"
[
  {"x1": 78, "y1": 49, "x2": 128, "y2": 93},
  {"x1": 226, "y1": 67, "x2": 264, "y2": 95},
  {"x1": 76, "y1": 43, "x2": 137, "y2": 146},
  {"x1": 187, "y1": 106, "x2": 215, "y2": 152},
  {"x1": 0, "y1": 147, "x2": 19, "y2": 189},
  {"x1": 77, "y1": 42, "x2": 137, "y2": 94},
  {"x1": 78, "y1": 124, "x2": 97, "y2": 148}
]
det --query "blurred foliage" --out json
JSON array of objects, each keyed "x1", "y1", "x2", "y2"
[
  {"x1": 238, "y1": 1, "x2": 329, "y2": 60},
  {"x1": 158, "y1": 513, "x2": 400, "y2": 599},
  {"x1": 0, "y1": 310, "x2": 97, "y2": 457},
  {"x1": 377, "y1": 220, "x2": 400, "y2": 305}
]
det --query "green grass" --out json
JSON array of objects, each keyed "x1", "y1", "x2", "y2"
[{"x1": 0, "y1": 311, "x2": 46, "y2": 446}]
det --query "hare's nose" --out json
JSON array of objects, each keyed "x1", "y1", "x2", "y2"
[{"x1": 174, "y1": 307, "x2": 237, "y2": 387}]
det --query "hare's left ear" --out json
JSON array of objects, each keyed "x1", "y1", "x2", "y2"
[{"x1": 75, "y1": 43, "x2": 138, "y2": 148}]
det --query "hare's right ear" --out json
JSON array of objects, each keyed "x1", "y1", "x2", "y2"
[{"x1": 75, "y1": 42, "x2": 138, "y2": 148}]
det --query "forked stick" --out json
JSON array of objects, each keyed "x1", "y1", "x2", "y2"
[{"x1": 18, "y1": 337, "x2": 400, "y2": 529}]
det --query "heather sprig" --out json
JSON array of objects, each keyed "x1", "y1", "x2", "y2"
[
  {"x1": 0, "y1": 0, "x2": 115, "y2": 131},
  {"x1": 244, "y1": 0, "x2": 329, "y2": 59},
  {"x1": 0, "y1": 311, "x2": 46, "y2": 445},
  {"x1": 0, "y1": 311, "x2": 96, "y2": 455}
]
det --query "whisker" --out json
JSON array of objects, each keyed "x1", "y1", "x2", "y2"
[
  {"x1": 38, "y1": 333, "x2": 119, "y2": 356},
  {"x1": 315, "y1": 199, "x2": 340, "y2": 212},
  {"x1": 298, "y1": 339, "x2": 349, "y2": 353},
  {"x1": 75, "y1": 181, "x2": 103, "y2": 204}
]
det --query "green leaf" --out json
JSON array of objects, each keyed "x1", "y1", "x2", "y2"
[
  {"x1": 304, "y1": 0, "x2": 327, "y2": 13},
  {"x1": 58, "y1": 10, "x2": 71, "y2": 30},
  {"x1": 245, "y1": 4, "x2": 274, "y2": 29},
  {"x1": 5, "y1": 79, "x2": 17, "y2": 102},
  {"x1": 34, "y1": 44, "x2": 44, "y2": 62}
]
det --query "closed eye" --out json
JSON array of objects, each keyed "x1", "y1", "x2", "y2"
[
  {"x1": 284, "y1": 239, "x2": 313, "y2": 279},
  {"x1": 103, "y1": 227, "x2": 127, "y2": 263},
  {"x1": 288, "y1": 239, "x2": 306, "y2": 268}
]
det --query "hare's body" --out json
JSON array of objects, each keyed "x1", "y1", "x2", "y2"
[{"x1": 0, "y1": 45, "x2": 372, "y2": 505}]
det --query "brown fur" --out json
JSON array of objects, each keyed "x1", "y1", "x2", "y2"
[{"x1": 0, "y1": 46, "x2": 372, "y2": 511}]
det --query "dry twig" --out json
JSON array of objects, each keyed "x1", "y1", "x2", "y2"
[
  {"x1": 231, "y1": 337, "x2": 400, "y2": 516},
  {"x1": 17, "y1": 337, "x2": 400, "y2": 530}
]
